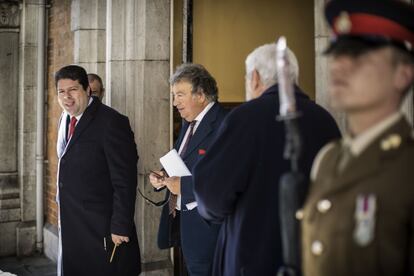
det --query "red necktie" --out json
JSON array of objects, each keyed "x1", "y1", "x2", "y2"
[
  {"x1": 169, "y1": 120, "x2": 197, "y2": 217},
  {"x1": 68, "y1": 117, "x2": 77, "y2": 140}
]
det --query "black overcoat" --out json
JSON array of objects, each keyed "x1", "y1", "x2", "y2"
[
  {"x1": 58, "y1": 98, "x2": 141, "y2": 276},
  {"x1": 193, "y1": 85, "x2": 341, "y2": 276}
]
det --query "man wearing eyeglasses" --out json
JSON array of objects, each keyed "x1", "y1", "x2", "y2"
[
  {"x1": 149, "y1": 63, "x2": 227, "y2": 276},
  {"x1": 55, "y1": 65, "x2": 141, "y2": 276}
]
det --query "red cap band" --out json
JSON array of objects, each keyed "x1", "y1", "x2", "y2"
[{"x1": 333, "y1": 13, "x2": 414, "y2": 46}]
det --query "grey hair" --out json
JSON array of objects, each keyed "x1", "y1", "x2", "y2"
[
  {"x1": 170, "y1": 63, "x2": 218, "y2": 102},
  {"x1": 245, "y1": 43, "x2": 299, "y2": 88}
]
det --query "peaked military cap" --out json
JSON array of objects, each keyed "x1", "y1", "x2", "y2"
[{"x1": 324, "y1": 0, "x2": 414, "y2": 55}]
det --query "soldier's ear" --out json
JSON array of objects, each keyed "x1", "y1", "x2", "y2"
[{"x1": 394, "y1": 63, "x2": 414, "y2": 94}]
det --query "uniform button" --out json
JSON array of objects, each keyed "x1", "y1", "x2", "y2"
[
  {"x1": 295, "y1": 209, "x2": 304, "y2": 220},
  {"x1": 317, "y1": 199, "x2": 332, "y2": 213},
  {"x1": 311, "y1": 240, "x2": 324, "y2": 256}
]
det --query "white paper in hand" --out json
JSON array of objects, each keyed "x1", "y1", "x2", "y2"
[{"x1": 159, "y1": 149, "x2": 192, "y2": 177}]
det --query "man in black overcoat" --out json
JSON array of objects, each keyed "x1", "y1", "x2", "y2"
[
  {"x1": 55, "y1": 65, "x2": 141, "y2": 276},
  {"x1": 193, "y1": 44, "x2": 341, "y2": 276}
]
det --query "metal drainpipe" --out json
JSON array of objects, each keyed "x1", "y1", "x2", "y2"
[{"x1": 36, "y1": 0, "x2": 46, "y2": 252}]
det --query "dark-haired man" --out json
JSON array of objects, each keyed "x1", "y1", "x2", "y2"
[
  {"x1": 149, "y1": 63, "x2": 227, "y2": 276},
  {"x1": 55, "y1": 65, "x2": 141, "y2": 276},
  {"x1": 301, "y1": 1, "x2": 414, "y2": 275}
]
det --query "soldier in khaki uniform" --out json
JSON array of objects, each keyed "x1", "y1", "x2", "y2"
[{"x1": 301, "y1": 0, "x2": 414, "y2": 275}]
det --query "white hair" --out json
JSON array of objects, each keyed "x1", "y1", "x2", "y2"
[{"x1": 245, "y1": 43, "x2": 299, "y2": 88}]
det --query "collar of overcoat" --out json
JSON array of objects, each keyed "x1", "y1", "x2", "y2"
[
  {"x1": 63, "y1": 97, "x2": 101, "y2": 155},
  {"x1": 174, "y1": 102, "x2": 222, "y2": 160}
]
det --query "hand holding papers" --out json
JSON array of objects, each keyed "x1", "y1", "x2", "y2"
[{"x1": 159, "y1": 149, "x2": 191, "y2": 177}]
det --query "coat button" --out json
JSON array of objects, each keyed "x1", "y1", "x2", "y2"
[
  {"x1": 295, "y1": 209, "x2": 304, "y2": 220},
  {"x1": 59, "y1": 182, "x2": 63, "y2": 189},
  {"x1": 317, "y1": 199, "x2": 332, "y2": 213},
  {"x1": 311, "y1": 240, "x2": 324, "y2": 256}
]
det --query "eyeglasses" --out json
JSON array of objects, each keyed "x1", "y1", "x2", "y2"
[{"x1": 137, "y1": 171, "x2": 170, "y2": 207}]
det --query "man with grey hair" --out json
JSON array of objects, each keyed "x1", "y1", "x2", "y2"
[
  {"x1": 245, "y1": 43, "x2": 299, "y2": 100},
  {"x1": 149, "y1": 63, "x2": 227, "y2": 275},
  {"x1": 193, "y1": 43, "x2": 341, "y2": 275}
]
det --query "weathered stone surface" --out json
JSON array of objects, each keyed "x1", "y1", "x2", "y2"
[
  {"x1": 0, "y1": 221, "x2": 19, "y2": 256},
  {"x1": 74, "y1": 29, "x2": 106, "y2": 63},
  {"x1": 109, "y1": 0, "x2": 170, "y2": 61},
  {"x1": 314, "y1": 0, "x2": 329, "y2": 38},
  {"x1": 43, "y1": 222, "x2": 58, "y2": 263},
  {"x1": 71, "y1": 0, "x2": 106, "y2": 31},
  {"x1": 107, "y1": 1, "x2": 171, "y2": 274},
  {"x1": 18, "y1": 0, "x2": 42, "y2": 227},
  {"x1": 0, "y1": 208, "x2": 20, "y2": 222},
  {"x1": 0, "y1": 2, "x2": 20, "y2": 28},
  {"x1": 16, "y1": 221, "x2": 36, "y2": 257},
  {"x1": 314, "y1": 4, "x2": 347, "y2": 132},
  {"x1": 0, "y1": 32, "x2": 18, "y2": 172}
]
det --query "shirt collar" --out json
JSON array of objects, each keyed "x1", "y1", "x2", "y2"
[
  {"x1": 343, "y1": 112, "x2": 402, "y2": 156},
  {"x1": 193, "y1": 101, "x2": 215, "y2": 126},
  {"x1": 72, "y1": 96, "x2": 93, "y2": 122}
]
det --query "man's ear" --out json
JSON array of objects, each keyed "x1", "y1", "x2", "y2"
[
  {"x1": 87, "y1": 86, "x2": 91, "y2": 97},
  {"x1": 394, "y1": 63, "x2": 414, "y2": 93},
  {"x1": 198, "y1": 91, "x2": 207, "y2": 104},
  {"x1": 251, "y1": 69, "x2": 261, "y2": 91}
]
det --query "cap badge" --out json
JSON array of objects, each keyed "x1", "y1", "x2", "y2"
[{"x1": 335, "y1": 11, "x2": 352, "y2": 34}]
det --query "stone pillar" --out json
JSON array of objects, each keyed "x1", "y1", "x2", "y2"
[
  {"x1": 314, "y1": 0, "x2": 414, "y2": 130},
  {"x1": 16, "y1": 0, "x2": 44, "y2": 256},
  {"x1": 71, "y1": 0, "x2": 106, "y2": 80},
  {"x1": 107, "y1": 0, "x2": 172, "y2": 275},
  {"x1": 0, "y1": 0, "x2": 20, "y2": 257},
  {"x1": 314, "y1": 0, "x2": 346, "y2": 132}
]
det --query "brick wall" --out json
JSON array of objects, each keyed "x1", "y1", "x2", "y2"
[{"x1": 45, "y1": 0, "x2": 74, "y2": 226}]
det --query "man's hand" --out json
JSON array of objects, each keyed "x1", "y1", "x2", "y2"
[
  {"x1": 149, "y1": 170, "x2": 166, "y2": 189},
  {"x1": 111, "y1": 234, "x2": 130, "y2": 245},
  {"x1": 164, "y1": 176, "x2": 181, "y2": 195}
]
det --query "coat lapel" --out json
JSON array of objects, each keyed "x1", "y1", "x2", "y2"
[
  {"x1": 181, "y1": 103, "x2": 220, "y2": 160},
  {"x1": 64, "y1": 98, "x2": 101, "y2": 154}
]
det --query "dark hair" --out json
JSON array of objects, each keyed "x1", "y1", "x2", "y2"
[
  {"x1": 87, "y1": 73, "x2": 104, "y2": 89},
  {"x1": 55, "y1": 65, "x2": 89, "y2": 91},
  {"x1": 170, "y1": 63, "x2": 218, "y2": 102}
]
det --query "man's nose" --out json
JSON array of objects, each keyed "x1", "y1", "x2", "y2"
[{"x1": 330, "y1": 55, "x2": 353, "y2": 75}]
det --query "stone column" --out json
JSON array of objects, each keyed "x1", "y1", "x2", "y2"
[
  {"x1": 107, "y1": 0, "x2": 172, "y2": 275},
  {"x1": 314, "y1": 0, "x2": 414, "y2": 130},
  {"x1": 16, "y1": 0, "x2": 44, "y2": 256},
  {"x1": 314, "y1": 0, "x2": 346, "y2": 132},
  {"x1": 0, "y1": 0, "x2": 20, "y2": 257},
  {"x1": 71, "y1": 0, "x2": 106, "y2": 79}
]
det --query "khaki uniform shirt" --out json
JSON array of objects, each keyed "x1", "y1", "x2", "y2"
[{"x1": 302, "y1": 114, "x2": 414, "y2": 276}]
